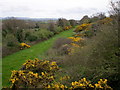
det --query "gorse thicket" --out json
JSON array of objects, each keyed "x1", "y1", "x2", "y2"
[{"x1": 9, "y1": 58, "x2": 112, "y2": 89}]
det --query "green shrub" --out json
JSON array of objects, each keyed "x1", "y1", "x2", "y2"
[
  {"x1": 54, "y1": 26, "x2": 63, "y2": 34},
  {"x1": 7, "y1": 41, "x2": 15, "y2": 47},
  {"x1": 3, "y1": 34, "x2": 19, "y2": 47},
  {"x1": 27, "y1": 35, "x2": 38, "y2": 42},
  {"x1": 53, "y1": 38, "x2": 72, "y2": 49},
  {"x1": 35, "y1": 29, "x2": 54, "y2": 39}
]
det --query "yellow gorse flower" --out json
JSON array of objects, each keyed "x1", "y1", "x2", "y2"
[
  {"x1": 20, "y1": 43, "x2": 31, "y2": 48},
  {"x1": 74, "y1": 23, "x2": 91, "y2": 32},
  {"x1": 51, "y1": 62, "x2": 57, "y2": 66},
  {"x1": 68, "y1": 37, "x2": 84, "y2": 42},
  {"x1": 9, "y1": 58, "x2": 113, "y2": 89}
]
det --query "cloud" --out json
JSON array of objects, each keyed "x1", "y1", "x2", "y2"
[{"x1": 0, "y1": 0, "x2": 110, "y2": 19}]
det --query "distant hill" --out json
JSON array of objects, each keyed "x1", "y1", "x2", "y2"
[{"x1": 1, "y1": 17, "x2": 58, "y2": 21}]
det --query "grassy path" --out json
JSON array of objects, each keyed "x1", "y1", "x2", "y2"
[{"x1": 2, "y1": 29, "x2": 74, "y2": 87}]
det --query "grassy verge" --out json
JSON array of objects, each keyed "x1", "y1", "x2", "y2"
[{"x1": 2, "y1": 29, "x2": 74, "y2": 87}]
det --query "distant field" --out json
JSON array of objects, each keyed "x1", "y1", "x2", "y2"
[{"x1": 2, "y1": 29, "x2": 74, "y2": 87}]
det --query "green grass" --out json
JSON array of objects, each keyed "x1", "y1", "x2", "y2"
[{"x1": 2, "y1": 29, "x2": 74, "y2": 87}]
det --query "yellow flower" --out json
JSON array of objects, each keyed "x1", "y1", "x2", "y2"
[
  {"x1": 51, "y1": 62, "x2": 57, "y2": 66},
  {"x1": 54, "y1": 84, "x2": 59, "y2": 88},
  {"x1": 20, "y1": 43, "x2": 31, "y2": 48},
  {"x1": 50, "y1": 76, "x2": 54, "y2": 79},
  {"x1": 61, "y1": 85, "x2": 65, "y2": 88},
  {"x1": 83, "y1": 78, "x2": 86, "y2": 81},
  {"x1": 95, "y1": 83, "x2": 101, "y2": 88},
  {"x1": 47, "y1": 85, "x2": 51, "y2": 88},
  {"x1": 89, "y1": 84, "x2": 94, "y2": 88},
  {"x1": 103, "y1": 79, "x2": 107, "y2": 83},
  {"x1": 79, "y1": 84, "x2": 83, "y2": 87},
  {"x1": 41, "y1": 72, "x2": 45, "y2": 76},
  {"x1": 34, "y1": 73, "x2": 38, "y2": 78},
  {"x1": 11, "y1": 79, "x2": 15, "y2": 83}
]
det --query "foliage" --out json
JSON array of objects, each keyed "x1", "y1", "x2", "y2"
[
  {"x1": 35, "y1": 29, "x2": 54, "y2": 39},
  {"x1": 68, "y1": 37, "x2": 84, "y2": 42},
  {"x1": 10, "y1": 58, "x2": 59, "y2": 88},
  {"x1": 52, "y1": 38, "x2": 72, "y2": 49},
  {"x1": 8, "y1": 58, "x2": 112, "y2": 89},
  {"x1": 60, "y1": 17, "x2": 119, "y2": 89},
  {"x1": 57, "y1": 18, "x2": 70, "y2": 27},
  {"x1": 97, "y1": 17, "x2": 113, "y2": 25},
  {"x1": 63, "y1": 25, "x2": 72, "y2": 30},
  {"x1": 69, "y1": 19, "x2": 77, "y2": 27},
  {"x1": 79, "y1": 15, "x2": 91, "y2": 24},
  {"x1": 26, "y1": 35, "x2": 38, "y2": 42},
  {"x1": 74, "y1": 23, "x2": 91, "y2": 33}
]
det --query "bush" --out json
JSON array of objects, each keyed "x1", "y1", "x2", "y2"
[
  {"x1": 36, "y1": 29, "x2": 54, "y2": 39},
  {"x1": 54, "y1": 26, "x2": 63, "y2": 34},
  {"x1": 7, "y1": 41, "x2": 15, "y2": 47},
  {"x1": 9, "y1": 58, "x2": 59, "y2": 88},
  {"x1": 8, "y1": 59, "x2": 112, "y2": 89},
  {"x1": 27, "y1": 35, "x2": 38, "y2": 42},
  {"x1": 74, "y1": 23, "x2": 91, "y2": 33},
  {"x1": 53, "y1": 38, "x2": 72, "y2": 49},
  {"x1": 3, "y1": 34, "x2": 19, "y2": 47}
]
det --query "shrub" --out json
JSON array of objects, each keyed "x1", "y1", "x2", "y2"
[
  {"x1": 36, "y1": 29, "x2": 54, "y2": 39},
  {"x1": 74, "y1": 23, "x2": 91, "y2": 33},
  {"x1": 68, "y1": 37, "x2": 84, "y2": 42},
  {"x1": 20, "y1": 43, "x2": 31, "y2": 49},
  {"x1": 10, "y1": 58, "x2": 59, "y2": 88},
  {"x1": 7, "y1": 41, "x2": 15, "y2": 47},
  {"x1": 63, "y1": 25, "x2": 72, "y2": 30},
  {"x1": 3, "y1": 34, "x2": 19, "y2": 47},
  {"x1": 52, "y1": 38, "x2": 72, "y2": 49},
  {"x1": 27, "y1": 35, "x2": 38, "y2": 42},
  {"x1": 52, "y1": 26, "x2": 63, "y2": 34},
  {"x1": 8, "y1": 59, "x2": 112, "y2": 89}
]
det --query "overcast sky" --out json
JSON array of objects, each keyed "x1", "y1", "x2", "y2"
[{"x1": 0, "y1": 0, "x2": 111, "y2": 20}]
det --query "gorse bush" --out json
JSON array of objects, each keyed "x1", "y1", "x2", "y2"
[
  {"x1": 63, "y1": 25, "x2": 72, "y2": 30},
  {"x1": 9, "y1": 58, "x2": 112, "y2": 89},
  {"x1": 20, "y1": 43, "x2": 30, "y2": 49},
  {"x1": 10, "y1": 58, "x2": 59, "y2": 88},
  {"x1": 74, "y1": 23, "x2": 91, "y2": 33}
]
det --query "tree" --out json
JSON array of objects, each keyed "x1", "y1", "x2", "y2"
[
  {"x1": 79, "y1": 15, "x2": 91, "y2": 24},
  {"x1": 48, "y1": 22, "x2": 55, "y2": 32},
  {"x1": 69, "y1": 19, "x2": 77, "y2": 27},
  {"x1": 35, "y1": 23, "x2": 39, "y2": 28},
  {"x1": 57, "y1": 18, "x2": 70, "y2": 27},
  {"x1": 2, "y1": 17, "x2": 27, "y2": 42}
]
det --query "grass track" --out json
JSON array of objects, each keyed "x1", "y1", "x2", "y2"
[{"x1": 2, "y1": 29, "x2": 74, "y2": 87}]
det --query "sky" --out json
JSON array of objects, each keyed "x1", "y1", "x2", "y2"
[{"x1": 0, "y1": 0, "x2": 111, "y2": 20}]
